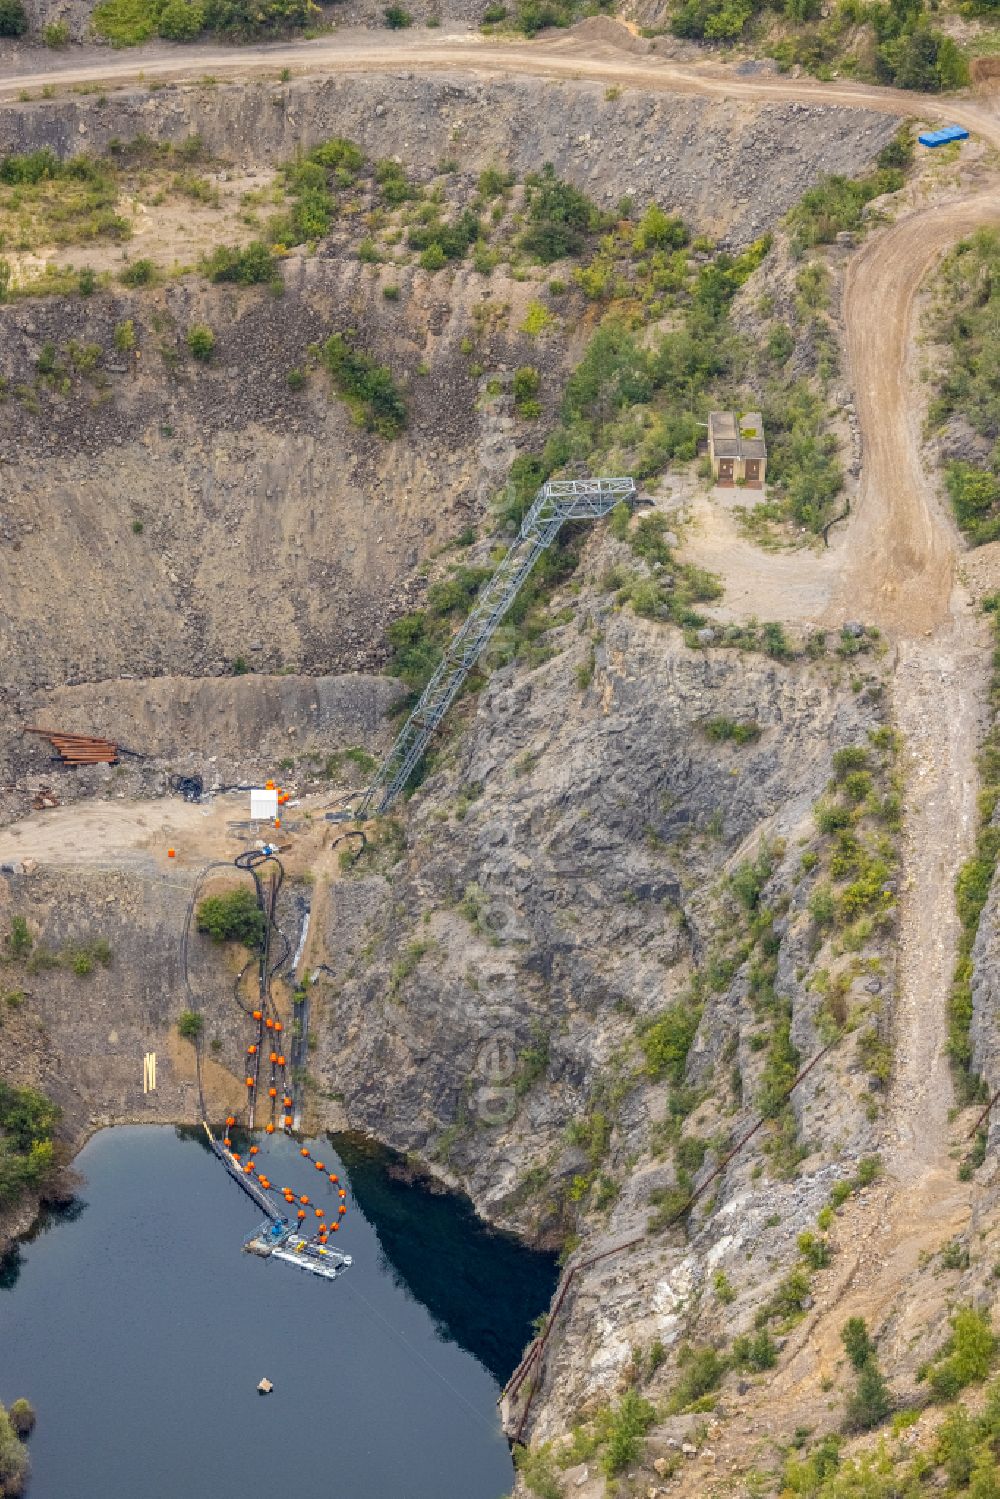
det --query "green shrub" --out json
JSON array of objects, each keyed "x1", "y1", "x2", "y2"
[
  {"x1": 0, "y1": 0, "x2": 27, "y2": 33},
  {"x1": 157, "y1": 0, "x2": 206, "y2": 34},
  {"x1": 0, "y1": 1080, "x2": 61, "y2": 1212},
  {"x1": 667, "y1": 1344, "x2": 727, "y2": 1412},
  {"x1": 384, "y1": 3, "x2": 412, "y2": 22},
  {"x1": 321, "y1": 332, "x2": 406, "y2": 438},
  {"x1": 702, "y1": 716, "x2": 760, "y2": 745},
  {"x1": 786, "y1": 166, "x2": 904, "y2": 253},
  {"x1": 5, "y1": 917, "x2": 32, "y2": 960},
  {"x1": 177, "y1": 1009, "x2": 204, "y2": 1042},
  {"x1": 521, "y1": 163, "x2": 603, "y2": 264},
  {"x1": 641, "y1": 1002, "x2": 700, "y2": 1084},
  {"x1": 601, "y1": 1389, "x2": 656, "y2": 1475},
  {"x1": 202, "y1": 241, "x2": 275, "y2": 284},
  {"x1": 120, "y1": 257, "x2": 155, "y2": 286},
  {"x1": 7, "y1": 1400, "x2": 34, "y2": 1439},
  {"x1": 187, "y1": 324, "x2": 215, "y2": 361},
  {"x1": 927, "y1": 1307, "x2": 996, "y2": 1402},
  {"x1": 732, "y1": 1329, "x2": 778, "y2": 1371},
  {"x1": 196, "y1": 887, "x2": 265, "y2": 948},
  {"x1": 513, "y1": 365, "x2": 542, "y2": 418},
  {"x1": 43, "y1": 18, "x2": 70, "y2": 44}
]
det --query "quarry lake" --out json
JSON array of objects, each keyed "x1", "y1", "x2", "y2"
[{"x1": 0, "y1": 1125, "x2": 557, "y2": 1498}]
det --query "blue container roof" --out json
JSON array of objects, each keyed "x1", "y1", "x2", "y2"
[{"x1": 919, "y1": 125, "x2": 970, "y2": 147}]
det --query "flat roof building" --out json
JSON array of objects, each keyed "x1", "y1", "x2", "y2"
[{"x1": 708, "y1": 411, "x2": 767, "y2": 488}]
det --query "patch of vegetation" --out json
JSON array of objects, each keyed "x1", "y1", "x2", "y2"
[
  {"x1": 196, "y1": 887, "x2": 265, "y2": 948},
  {"x1": 702, "y1": 716, "x2": 761, "y2": 745},
  {"x1": 0, "y1": 1398, "x2": 31, "y2": 1498},
  {"x1": 785, "y1": 161, "x2": 907, "y2": 255},
  {"x1": 0, "y1": 1081, "x2": 61, "y2": 1214},
  {"x1": 0, "y1": 0, "x2": 27, "y2": 35},
  {"x1": 669, "y1": 0, "x2": 964, "y2": 92},
  {"x1": 520, "y1": 164, "x2": 608, "y2": 264},
  {"x1": 640, "y1": 1000, "x2": 702, "y2": 1084},
  {"x1": 949, "y1": 596, "x2": 1000, "y2": 1099},
  {"x1": 840, "y1": 1316, "x2": 892, "y2": 1432},
  {"x1": 0, "y1": 149, "x2": 129, "y2": 257},
  {"x1": 930, "y1": 232, "x2": 1000, "y2": 547},
  {"x1": 177, "y1": 1009, "x2": 204, "y2": 1042},
  {"x1": 921, "y1": 1306, "x2": 996, "y2": 1403},
  {"x1": 201, "y1": 241, "x2": 277, "y2": 284},
  {"x1": 321, "y1": 333, "x2": 406, "y2": 438},
  {"x1": 186, "y1": 324, "x2": 216, "y2": 361},
  {"x1": 93, "y1": 0, "x2": 316, "y2": 46}
]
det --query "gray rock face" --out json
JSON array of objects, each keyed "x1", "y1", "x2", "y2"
[
  {"x1": 0, "y1": 73, "x2": 898, "y2": 248},
  {"x1": 304, "y1": 592, "x2": 893, "y2": 1432}
]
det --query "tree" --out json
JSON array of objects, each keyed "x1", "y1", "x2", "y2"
[
  {"x1": 157, "y1": 0, "x2": 206, "y2": 37},
  {"x1": 177, "y1": 1010, "x2": 204, "y2": 1043},
  {"x1": 0, "y1": 0, "x2": 27, "y2": 35},
  {"x1": 0, "y1": 1402, "x2": 29, "y2": 1497},
  {"x1": 7, "y1": 1405, "x2": 33, "y2": 1441},
  {"x1": 520, "y1": 163, "x2": 602, "y2": 264},
  {"x1": 844, "y1": 1359, "x2": 891, "y2": 1431},
  {"x1": 196, "y1": 887, "x2": 266, "y2": 948},
  {"x1": 841, "y1": 1318, "x2": 891, "y2": 1431},
  {"x1": 842, "y1": 1316, "x2": 875, "y2": 1370}
]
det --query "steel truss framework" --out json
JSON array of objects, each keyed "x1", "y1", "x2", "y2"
[{"x1": 358, "y1": 477, "x2": 637, "y2": 818}]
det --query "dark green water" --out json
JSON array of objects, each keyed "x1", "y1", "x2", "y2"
[{"x1": 0, "y1": 1125, "x2": 557, "y2": 1499}]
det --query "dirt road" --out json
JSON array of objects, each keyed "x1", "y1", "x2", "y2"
[{"x1": 0, "y1": 25, "x2": 996, "y2": 138}]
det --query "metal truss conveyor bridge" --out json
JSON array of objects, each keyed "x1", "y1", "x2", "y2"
[{"x1": 357, "y1": 476, "x2": 636, "y2": 818}]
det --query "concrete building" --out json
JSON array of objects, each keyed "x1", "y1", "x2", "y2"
[{"x1": 708, "y1": 411, "x2": 767, "y2": 487}]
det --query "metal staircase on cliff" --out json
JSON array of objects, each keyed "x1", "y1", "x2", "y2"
[{"x1": 356, "y1": 476, "x2": 637, "y2": 818}]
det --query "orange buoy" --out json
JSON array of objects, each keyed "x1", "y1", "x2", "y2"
[
  {"x1": 226, "y1": 1115, "x2": 236, "y2": 1127},
  {"x1": 274, "y1": 818, "x2": 281, "y2": 829},
  {"x1": 300, "y1": 1147, "x2": 310, "y2": 1158},
  {"x1": 315, "y1": 1208, "x2": 324, "y2": 1218},
  {"x1": 223, "y1": 1137, "x2": 232, "y2": 1148},
  {"x1": 246, "y1": 1077, "x2": 254, "y2": 1088},
  {"x1": 245, "y1": 1162, "x2": 254, "y2": 1174},
  {"x1": 315, "y1": 1162, "x2": 324, "y2": 1171},
  {"x1": 266, "y1": 1123, "x2": 275, "y2": 1135},
  {"x1": 338, "y1": 1204, "x2": 346, "y2": 1214},
  {"x1": 300, "y1": 1195, "x2": 310, "y2": 1206},
  {"x1": 297, "y1": 1209, "x2": 306, "y2": 1221},
  {"x1": 338, "y1": 1189, "x2": 346, "y2": 1199},
  {"x1": 270, "y1": 1051, "x2": 278, "y2": 1064},
  {"x1": 265, "y1": 1018, "x2": 275, "y2": 1030},
  {"x1": 331, "y1": 1223, "x2": 339, "y2": 1232},
  {"x1": 275, "y1": 1021, "x2": 283, "y2": 1034},
  {"x1": 252, "y1": 1010, "x2": 262, "y2": 1021},
  {"x1": 277, "y1": 1056, "x2": 286, "y2": 1067},
  {"x1": 268, "y1": 1087, "x2": 277, "y2": 1099},
  {"x1": 259, "y1": 1176, "x2": 270, "y2": 1189},
  {"x1": 266, "y1": 780, "x2": 274, "y2": 790},
  {"x1": 284, "y1": 1114, "x2": 293, "y2": 1127},
  {"x1": 248, "y1": 1044, "x2": 257, "y2": 1056},
  {"x1": 284, "y1": 1097, "x2": 293, "y2": 1109},
  {"x1": 167, "y1": 848, "x2": 176, "y2": 859},
  {"x1": 249, "y1": 1145, "x2": 259, "y2": 1155}
]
